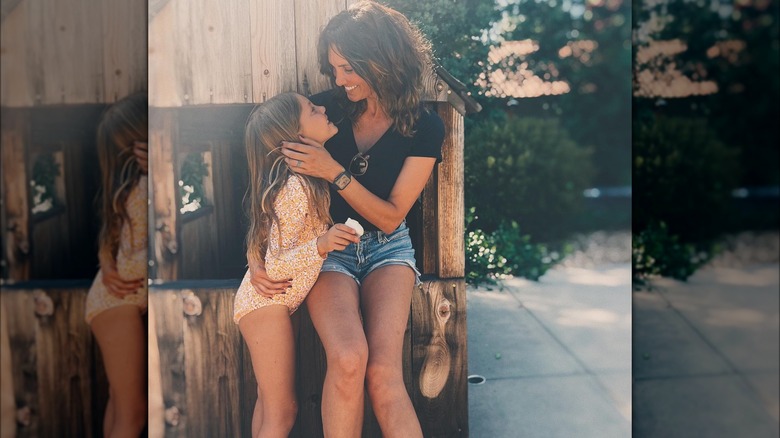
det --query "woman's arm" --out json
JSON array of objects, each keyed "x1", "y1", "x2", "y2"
[{"x1": 281, "y1": 137, "x2": 436, "y2": 234}]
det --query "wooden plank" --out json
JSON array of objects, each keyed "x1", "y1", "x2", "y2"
[
  {"x1": 34, "y1": 289, "x2": 96, "y2": 437},
  {"x1": 26, "y1": 0, "x2": 104, "y2": 104},
  {"x1": 1, "y1": 296, "x2": 18, "y2": 438},
  {"x1": 101, "y1": 0, "x2": 147, "y2": 102},
  {"x1": 150, "y1": 110, "x2": 179, "y2": 281},
  {"x1": 437, "y1": 104, "x2": 465, "y2": 278},
  {"x1": 148, "y1": 296, "x2": 166, "y2": 438},
  {"x1": 212, "y1": 136, "x2": 251, "y2": 279},
  {"x1": 3, "y1": 291, "x2": 40, "y2": 437},
  {"x1": 249, "y1": 0, "x2": 297, "y2": 102},
  {"x1": 150, "y1": 290, "x2": 187, "y2": 437},
  {"x1": 0, "y1": 1, "x2": 33, "y2": 107},
  {"x1": 179, "y1": 213, "x2": 219, "y2": 279},
  {"x1": 181, "y1": 0, "x2": 252, "y2": 105},
  {"x1": 149, "y1": 0, "x2": 184, "y2": 107},
  {"x1": 421, "y1": 167, "x2": 439, "y2": 276},
  {"x1": 294, "y1": 0, "x2": 344, "y2": 96},
  {"x1": 1, "y1": 110, "x2": 31, "y2": 281},
  {"x1": 411, "y1": 279, "x2": 468, "y2": 437},
  {"x1": 181, "y1": 289, "x2": 242, "y2": 437}
]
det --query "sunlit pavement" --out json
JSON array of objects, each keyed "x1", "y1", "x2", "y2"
[
  {"x1": 467, "y1": 264, "x2": 632, "y2": 438},
  {"x1": 633, "y1": 264, "x2": 779, "y2": 438}
]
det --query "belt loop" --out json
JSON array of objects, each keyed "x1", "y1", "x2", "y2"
[{"x1": 378, "y1": 230, "x2": 389, "y2": 244}]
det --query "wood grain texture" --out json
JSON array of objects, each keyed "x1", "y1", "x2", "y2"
[
  {"x1": 0, "y1": 299, "x2": 16, "y2": 438},
  {"x1": 436, "y1": 104, "x2": 465, "y2": 278},
  {"x1": 421, "y1": 165, "x2": 439, "y2": 276},
  {"x1": 150, "y1": 290, "x2": 187, "y2": 437},
  {"x1": 150, "y1": 109, "x2": 179, "y2": 281},
  {"x1": 411, "y1": 279, "x2": 468, "y2": 437},
  {"x1": 1, "y1": 110, "x2": 30, "y2": 281},
  {"x1": 0, "y1": 1, "x2": 33, "y2": 107},
  {"x1": 2, "y1": 291, "x2": 39, "y2": 437},
  {"x1": 1, "y1": 289, "x2": 108, "y2": 438},
  {"x1": 149, "y1": 0, "x2": 184, "y2": 107},
  {"x1": 178, "y1": 0, "x2": 252, "y2": 105},
  {"x1": 148, "y1": 298, "x2": 166, "y2": 438},
  {"x1": 294, "y1": 0, "x2": 344, "y2": 96},
  {"x1": 26, "y1": 0, "x2": 104, "y2": 104},
  {"x1": 182, "y1": 289, "x2": 243, "y2": 437},
  {"x1": 101, "y1": 0, "x2": 147, "y2": 102},
  {"x1": 249, "y1": 0, "x2": 297, "y2": 102},
  {"x1": 34, "y1": 290, "x2": 95, "y2": 437}
]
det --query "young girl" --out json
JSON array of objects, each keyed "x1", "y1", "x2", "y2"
[
  {"x1": 233, "y1": 92, "x2": 360, "y2": 437},
  {"x1": 85, "y1": 92, "x2": 148, "y2": 438}
]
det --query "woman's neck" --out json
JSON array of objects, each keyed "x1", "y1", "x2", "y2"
[{"x1": 363, "y1": 97, "x2": 388, "y2": 121}]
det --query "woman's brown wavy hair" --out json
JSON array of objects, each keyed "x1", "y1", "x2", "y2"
[
  {"x1": 317, "y1": 0, "x2": 434, "y2": 137},
  {"x1": 96, "y1": 92, "x2": 147, "y2": 262},
  {"x1": 244, "y1": 93, "x2": 332, "y2": 264}
]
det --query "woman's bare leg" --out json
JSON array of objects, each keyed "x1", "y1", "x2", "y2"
[
  {"x1": 239, "y1": 305, "x2": 297, "y2": 438},
  {"x1": 305, "y1": 272, "x2": 367, "y2": 438},
  {"x1": 90, "y1": 305, "x2": 147, "y2": 438},
  {"x1": 361, "y1": 265, "x2": 422, "y2": 438}
]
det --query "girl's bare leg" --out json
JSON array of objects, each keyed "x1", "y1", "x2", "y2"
[
  {"x1": 239, "y1": 305, "x2": 297, "y2": 438},
  {"x1": 90, "y1": 305, "x2": 147, "y2": 438}
]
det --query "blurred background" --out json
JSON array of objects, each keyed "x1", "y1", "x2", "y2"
[
  {"x1": 1, "y1": 0, "x2": 146, "y2": 436},
  {"x1": 631, "y1": 0, "x2": 779, "y2": 436}
]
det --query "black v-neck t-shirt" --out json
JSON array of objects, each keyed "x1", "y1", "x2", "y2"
[{"x1": 310, "y1": 89, "x2": 445, "y2": 232}]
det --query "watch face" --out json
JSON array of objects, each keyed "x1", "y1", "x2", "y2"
[{"x1": 334, "y1": 173, "x2": 351, "y2": 190}]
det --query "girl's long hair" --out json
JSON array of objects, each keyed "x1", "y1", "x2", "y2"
[
  {"x1": 245, "y1": 93, "x2": 332, "y2": 262},
  {"x1": 96, "y1": 92, "x2": 147, "y2": 261},
  {"x1": 317, "y1": 0, "x2": 434, "y2": 137}
]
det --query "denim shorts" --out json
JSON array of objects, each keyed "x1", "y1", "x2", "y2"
[{"x1": 321, "y1": 220, "x2": 421, "y2": 286}]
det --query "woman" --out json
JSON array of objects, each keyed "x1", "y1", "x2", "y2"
[
  {"x1": 85, "y1": 92, "x2": 148, "y2": 437},
  {"x1": 249, "y1": 2, "x2": 444, "y2": 436},
  {"x1": 235, "y1": 92, "x2": 359, "y2": 438}
]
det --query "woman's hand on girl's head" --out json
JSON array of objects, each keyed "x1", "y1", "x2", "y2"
[
  {"x1": 101, "y1": 263, "x2": 144, "y2": 299},
  {"x1": 281, "y1": 135, "x2": 343, "y2": 181},
  {"x1": 316, "y1": 224, "x2": 361, "y2": 257},
  {"x1": 248, "y1": 262, "x2": 292, "y2": 298}
]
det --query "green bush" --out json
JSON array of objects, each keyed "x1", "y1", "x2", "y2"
[
  {"x1": 464, "y1": 116, "x2": 594, "y2": 241},
  {"x1": 633, "y1": 115, "x2": 740, "y2": 242},
  {"x1": 465, "y1": 208, "x2": 567, "y2": 285},
  {"x1": 632, "y1": 221, "x2": 714, "y2": 287}
]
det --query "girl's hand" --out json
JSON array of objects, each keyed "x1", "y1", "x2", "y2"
[
  {"x1": 248, "y1": 261, "x2": 292, "y2": 298},
  {"x1": 101, "y1": 263, "x2": 144, "y2": 299},
  {"x1": 281, "y1": 135, "x2": 343, "y2": 181},
  {"x1": 133, "y1": 141, "x2": 148, "y2": 174},
  {"x1": 317, "y1": 224, "x2": 361, "y2": 256}
]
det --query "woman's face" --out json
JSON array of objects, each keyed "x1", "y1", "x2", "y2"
[
  {"x1": 328, "y1": 46, "x2": 375, "y2": 102},
  {"x1": 296, "y1": 95, "x2": 338, "y2": 144}
]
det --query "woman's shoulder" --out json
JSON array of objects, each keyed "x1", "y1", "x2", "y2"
[{"x1": 413, "y1": 107, "x2": 445, "y2": 142}]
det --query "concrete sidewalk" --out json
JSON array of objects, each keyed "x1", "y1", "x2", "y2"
[
  {"x1": 633, "y1": 264, "x2": 779, "y2": 438},
  {"x1": 467, "y1": 264, "x2": 632, "y2": 438}
]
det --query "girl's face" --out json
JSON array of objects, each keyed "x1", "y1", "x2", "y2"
[
  {"x1": 297, "y1": 95, "x2": 338, "y2": 144},
  {"x1": 328, "y1": 46, "x2": 375, "y2": 102}
]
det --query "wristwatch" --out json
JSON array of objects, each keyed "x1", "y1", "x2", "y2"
[{"x1": 331, "y1": 170, "x2": 352, "y2": 191}]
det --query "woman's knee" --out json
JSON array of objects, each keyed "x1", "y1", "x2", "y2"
[
  {"x1": 328, "y1": 340, "x2": 369, "y2": 379},
  {"x1": 366, "y1": 362, "x2": 405, "y2": 401}
]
